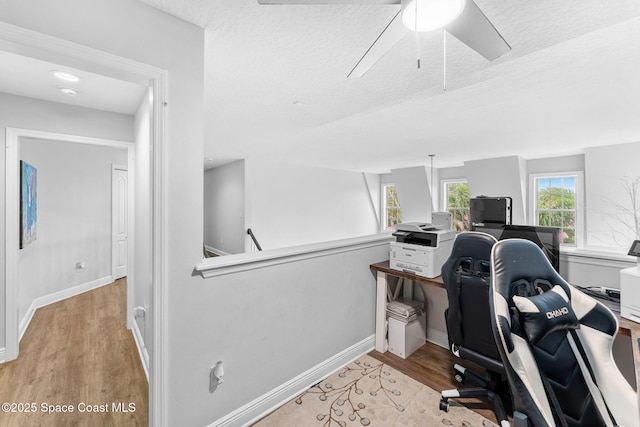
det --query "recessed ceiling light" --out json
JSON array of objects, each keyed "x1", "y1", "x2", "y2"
[
  {"x1": 51, "y1": 70, "x2": 81, "y2": 83},
  {"x1": 58, "y1": 86, "x2": 80, "y2": 97}
]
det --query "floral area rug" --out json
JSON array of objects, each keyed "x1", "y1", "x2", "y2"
[{"x1": 253, "y1": 354, "x2": 497, "y2": 427}]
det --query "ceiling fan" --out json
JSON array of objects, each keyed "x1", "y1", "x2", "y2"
[{"x1": 257, "y1": 0, "x2": 510, "y2": 78}]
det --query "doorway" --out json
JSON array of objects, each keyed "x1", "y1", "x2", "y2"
[
  {"x1": 1, "y1": 21, "x2": 166, "y2": 424},
  {"x1": 112, "y1": 164, "x2": 129, "y2": 281},
  {"x1": 6, "y1": 130, "x2": 135, "y2": 360}
]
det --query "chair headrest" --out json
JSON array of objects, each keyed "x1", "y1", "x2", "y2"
[
  {"x1": 449, "y1": 232, "x2": 498, "y2": 261},
  {"x1": 442, "y1": 232, "x2": 497, "y2": 280},
  {"x1": 491, "y1": 239, "x2": 566, "y2": 301}
]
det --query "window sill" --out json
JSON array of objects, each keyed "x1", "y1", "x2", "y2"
[{"x1": 560, "y1": 247, "x2": 637, "y2": 267}]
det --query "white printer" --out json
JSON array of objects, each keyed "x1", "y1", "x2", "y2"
[
  {"x1": 620, "y1": 266, "x2": 640, "y2": 324},
  {"x1": 390, "y1": 222, "x2": 455, "y2": 278}
]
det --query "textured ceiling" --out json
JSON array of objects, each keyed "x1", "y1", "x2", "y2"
[{"x1": 141, "y1": 0, "x2": 640, "y2": 171}]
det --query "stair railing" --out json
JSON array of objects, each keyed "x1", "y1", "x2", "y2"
[{"x1": 246, "y1": 228, "x2": 262, "y2": 251}]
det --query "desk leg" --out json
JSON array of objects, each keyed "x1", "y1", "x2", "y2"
[
  {"x1": 375, "y1": 271, "x2": 388, "y2": 353},
  {"x1": 632, "y1": 329, "x2": 640, "y2": 411}
]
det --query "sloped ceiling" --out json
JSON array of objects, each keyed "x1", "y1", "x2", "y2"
[{"x1": 136, "y1": 0, "x2": 640, "y2": 172}]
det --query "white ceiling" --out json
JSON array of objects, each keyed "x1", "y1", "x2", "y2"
[
  {"x1": 0, "y1": 50, "x2": 146, "y2": 115},
  {"x1": 135, "y1": 0, "x2": 640, "y2": 172},
  {"x1": 3, "y1": 1, "x2": 640, "y2": 173}
]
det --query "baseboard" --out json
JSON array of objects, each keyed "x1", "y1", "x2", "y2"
[
  {"x1": 131, "y1": 319, "x2": 150, "y2": 382},
  {"x1": 19, "y1": 276, "x2": 113, "y2": 342},
  {"x1": 209, "y1": 335, "x2": 375, "y2": 427},
  {"x1": 426, "y1": 328, "x2": 449, "y2": 349},
  {"x1": 0, "y1": 347, "x2": 5, "y2": 363}
]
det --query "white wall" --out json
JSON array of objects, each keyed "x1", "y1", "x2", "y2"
[
  {"x1": 560, "y1": 252, "x2": 633, "y2": 289},
  {"x1": 244, "y1": 159, "x2": 380, "y2": 250},
  {"x1": 19, "y1": 138, "x2": 127, "y2": 322},
  {"x1": 585, "y1": 141, "x2": 640, "y2": 251},
  {"x1": 204, "y1": 160, "x2": 246, "y2": 254},
  {"x1": 527, "y1": 154, "x2": 585, "y2": 175},
  {"x1": 191, "y1": 238, "x2": 391, "y2": 425},
  {"x1": 391, "y1": 166, "x2": 434, "y2": 223},
  {"x1": 464, "y1": 156, "x2": 527, "y2": 224},
  {"x1": 0, "y1": 2, "x2": 204, "y2": 426},
  {"x1": 0, "y1": 92, "x2": 133, "y2": 349}
]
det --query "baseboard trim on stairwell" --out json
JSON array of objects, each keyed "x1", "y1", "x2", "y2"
[
  {"x1": 19, "y1": 276, "x2": 114, "y2": 342},
  {"x1": 209, "y1": 335, "x2": 375, "y2": 427},
  {"x1": 132, "y1": 319, "x2": 150, "y2": 382}
]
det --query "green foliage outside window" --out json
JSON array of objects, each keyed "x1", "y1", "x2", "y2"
[
  {"x1": 536, "y1": 177, "x2": 576, "y2": 244},
  {"x1": 385, "y1": 185, "x2": 402, "y2": 229},
  {"x1": 447, "y1": 182, "x2": 470, "y2": 232}
]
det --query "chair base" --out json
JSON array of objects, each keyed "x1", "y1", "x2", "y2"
[{"x1": 439, "y1": 364, "x2": 510, "y2": 426}]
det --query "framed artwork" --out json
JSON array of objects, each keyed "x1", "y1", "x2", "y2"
[{"x1": 20, "y1": 160, "x2": 37, "y2": 248}]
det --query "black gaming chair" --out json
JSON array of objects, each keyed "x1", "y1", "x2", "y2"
[
  {"x1": 439, "y1": 232, "x2": 509, "y2": 424},
  {"x1": 490, "y1": 238, "x2": 639, "y2": 427}
]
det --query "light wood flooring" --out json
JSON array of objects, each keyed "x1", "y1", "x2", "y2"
[
  {"x1": 0, "y1": 279, "x2": 148, "y2": 427},
  {"x1": 370, "y1": 342, "x2": 499, "y2": 424}
]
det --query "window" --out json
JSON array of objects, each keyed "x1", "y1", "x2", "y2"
[
  {"x1": 443, "y1": 180, "x2": 470, "y2": 232},
  {"x1": 531, "y1": 173, "x2": 582, "y2": 246},
  {"x1": 382, "y1": 184, "x2": 402, "y2": 230}
]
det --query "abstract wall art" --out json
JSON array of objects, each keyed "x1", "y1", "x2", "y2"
[{"x1": 20, "y1": 160, "x2": 37, "y2": 248}]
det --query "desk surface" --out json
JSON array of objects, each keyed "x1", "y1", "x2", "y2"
[
  {"x1": 370, "y1": 260, "x2": 444, "y2": 288},
  {"x1": 370, "y1": 260, "x2": 640, "y2": 398}
]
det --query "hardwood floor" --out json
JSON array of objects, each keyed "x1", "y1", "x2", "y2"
[
  {"x1": 0, "y1": 279, "x2": 148, "y2": 427},
  {"x1": 369, "y1": 342, "x2": 500, "y2": 424}
]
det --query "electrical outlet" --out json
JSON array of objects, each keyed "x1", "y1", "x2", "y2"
[{"x1": 134, "y1": 306, "x2": 146, "y2": 319}]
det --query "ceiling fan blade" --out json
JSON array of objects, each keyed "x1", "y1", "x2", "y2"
[
  {"x1": 347, "y1": 9, "x2": 407, "y2": 78},
  {"x1": 257, "y1": 0, "x2": 399, "y2": 4},
  {"x1": 445, "y1": 0, "x2": 510, "y2": 61}
]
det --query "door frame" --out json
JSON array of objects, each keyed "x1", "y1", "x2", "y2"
[
  {"x1": 5, "y1": 128, "x2": 135, "y2": 353},
  {"x1": 1, "y1": 21, "x2": 167, "y2": 426}
]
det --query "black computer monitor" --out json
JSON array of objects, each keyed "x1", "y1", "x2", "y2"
[
  {"x1": 470, "y1": 197, "x2": 512, "y2": 225},
  {"x1": 472, "y1": 224, "x2": 561, "y2": 272}
]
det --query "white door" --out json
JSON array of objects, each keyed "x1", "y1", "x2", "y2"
[{"x1": 112, "y1": 166, "x2": 128, "y2": 280}]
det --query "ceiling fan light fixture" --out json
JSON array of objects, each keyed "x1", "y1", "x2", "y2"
[{"x1": 401, "y1": 0, "x2": 466, "y2": 32}]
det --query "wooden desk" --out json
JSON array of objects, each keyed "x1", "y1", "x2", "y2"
[
  {"x1": 370, "y1": 260, "x2": 640, "y2": 398},
  {"x1": 369, "y1": 261, "x2": 444, "y2": 353},
  {"x1": 619, "y1": 317, "x2": 640, "y2": 400}
]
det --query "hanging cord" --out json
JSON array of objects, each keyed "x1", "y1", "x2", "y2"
[
  {"x1": 415, "y1": 0, "x2": 421, "y2": 68},
  {"x1": 429, "y1": 154, "x2": 435, "y2": 209},
  {"x1": 443, "y1": 29, "x2": 447, "y2": 91}
]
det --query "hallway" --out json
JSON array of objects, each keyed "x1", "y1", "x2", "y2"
[{"x1": 0, "y1": 279, "x2": 148, "y2": 426}]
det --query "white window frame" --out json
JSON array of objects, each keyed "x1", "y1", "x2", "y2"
[
  {"x1": 381, "y1": 183, "x2": 401, "y2": 231},
  {"x1": 442, "y1": 179, "x2": 470, "y2": 231},
  {"x1": 529, "y1": 171, "x2": 584, "y2": 248}
]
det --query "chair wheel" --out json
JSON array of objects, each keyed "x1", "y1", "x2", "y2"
[
  {"x1": 439, "y1": 399, "x2": 450, "y2": 412},
  {"x1": 454, "y1": 373, "x2": 464, "y2": 384}
]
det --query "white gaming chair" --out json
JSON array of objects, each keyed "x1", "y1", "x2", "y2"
[{"x1": 489, "y1": 238, "x2": 639, "y2": 427}]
